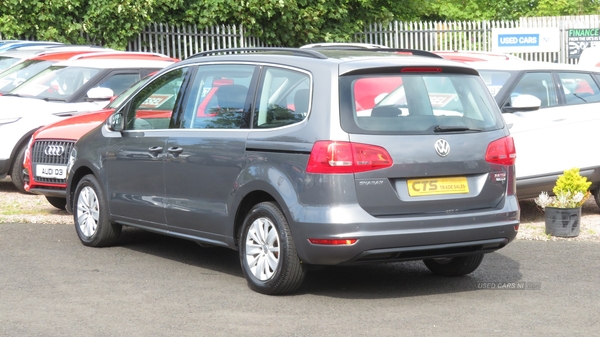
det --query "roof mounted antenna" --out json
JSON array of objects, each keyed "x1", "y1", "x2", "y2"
[{"x1": 189, "y1": 47, "x2": 328, "y2": 60}]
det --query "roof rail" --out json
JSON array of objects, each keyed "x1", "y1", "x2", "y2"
[
  {"x1": 68, "y1": 51, "x2": 173, "y2": 61},
  {"x1": 189, "y1": 48, "x2": 328, "y2": 60},
  {"x1": 302, "y1": 44, "x2": 443, "y2": 59}
]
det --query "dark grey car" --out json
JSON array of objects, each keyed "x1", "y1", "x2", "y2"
[{"x1": 66, "y1": 48, "x2": 519, "y2": 295}]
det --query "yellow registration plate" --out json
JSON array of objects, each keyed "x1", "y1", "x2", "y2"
[{"x1": 407, "y1": 177, "x2": 469, "y2": 196}]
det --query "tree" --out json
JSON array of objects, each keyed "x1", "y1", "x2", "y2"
[
  {"x1": 0, "y1": 0, "x2": 433, "y2": 48},
  {"x1": 82, "y1": 0, "x2": 183, "y2": 48},
  {"x1": 0, "y1": 0, "x2": 86, "y2": 43},
  {"x1": 168, "y1": 0, "x2": 427, "y2": 46},
  {"x1": 8, "y1": 0, "x2": 593, "y2": 49},
  {"x1": 421, "y1": 0, "x2": 538, "y2": 21},
  {"x1": 534, "y1": 0, "x2": 600, "y2": 16},
  {"x1": 0, "y1": 0, "x2": 181, "y2": 49}
]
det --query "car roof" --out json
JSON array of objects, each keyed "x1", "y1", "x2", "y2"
[
  {"x1": 185, "y1": 47, "x2": 477, "y2": 75},
  {"x1": 300, "y1": 42, "x2": 390, "y2": 50},
  {"x1": 0, "y1": 41, "x2": 63, "y2": 52},
  {"x1": 0, "y1": 48, "x2": 55, "y2": 59},
  {"x1": 0, "y1": 46, "x2": 110, "y2": 62},
  {"x1": 30, "y1": 48, "x2": 113, "y2": 61},
  {"x1": 471, "y1": 60, "x2": 600, "y2": 72},
  {"x1": 52, "y1": 52, "x2": 179, "y2": 68}
]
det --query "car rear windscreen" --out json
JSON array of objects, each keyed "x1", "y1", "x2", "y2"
[{"x1": 339, "y1": 73, "x2": 504, "y2": 135}]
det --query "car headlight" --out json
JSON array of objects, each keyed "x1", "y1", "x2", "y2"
[
  {"x1": 0, "y1": 117, "x2": 21, "y2": 126},
  {"x1": 66, "y1": 147, "x2": 77, "y2": 180}
]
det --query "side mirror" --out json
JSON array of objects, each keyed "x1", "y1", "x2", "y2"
[
  {"x1": 87, "y1": 87, "x2": 114, "y2": 102},
  {"x1": 107, "y1": 112, "x2": 124, "y2": 132},
  {"x1": 503, "y1": 94, "x2": 541, "y2": 113}
]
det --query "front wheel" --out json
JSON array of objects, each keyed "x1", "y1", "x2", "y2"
[
  {"x1": 593, "y1": 188, "x2": 600, "y2": 210},
  {"x1": 239, "y1": 202, "x2": 305, "y2": 295},
  {"x1": 423, "y1": 254, "x2": 484, "y2": 276},
  {"x1": 73, "y1": 174, "x2": 121, "y2": 247}
]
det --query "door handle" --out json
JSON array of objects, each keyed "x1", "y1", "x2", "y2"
[
  {"x1": 148, "y1": 146, "x2": 163, "y2": 158},
  {"x1": 148, "y1": 146, "x2": 163, "y2": 153},
  {"x1": 168, "y1": 147, "x2": 183, "y2": 158}
]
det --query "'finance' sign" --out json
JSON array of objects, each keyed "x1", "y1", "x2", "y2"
[{"x1": 567, "y1": 28, "x2": 600, "y2": 59}]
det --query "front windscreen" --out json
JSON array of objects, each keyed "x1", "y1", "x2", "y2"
[
  {"x1": 10, "y1": 65, "x2": 100, "y2": 100},
  {"x1": 0, "y1": 60, "x2": 54, "y2": 93},
  {"x1": 0, "y1": 56, "x2": 20, "y2": 71}
]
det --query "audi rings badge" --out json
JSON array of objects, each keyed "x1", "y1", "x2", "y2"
[
  {"x1": 434, "y1": 139, "x2": 450, "y2": 157},
  {"x1": 44, "y1": 145, "x2": 65, "y2": 156}
]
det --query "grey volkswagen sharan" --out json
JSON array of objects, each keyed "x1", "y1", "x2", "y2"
[{"x1": 66, "y1": 47, "x2": 519, "y2": 295}]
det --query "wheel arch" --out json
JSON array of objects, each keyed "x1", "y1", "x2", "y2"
[
  {"x1": 231, "y1": 162, "x2": 305, "y2": 247},
  {"x1": 66, "y1": 161, "x2": 101, "y2": 213},
  {"x1": 8, "y1": 128, "x2": 38, "y2": 177},
  {"x1": 233, "y1": 190, "x2": 277, "y2": 248}
]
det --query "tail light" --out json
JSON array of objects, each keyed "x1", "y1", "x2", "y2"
[
  {"x1": 306, "y1": 141, "x2": 393, "y2": 174},
  {"x1": 485, "y1": 136, "x2": 516, "y2": 165}
]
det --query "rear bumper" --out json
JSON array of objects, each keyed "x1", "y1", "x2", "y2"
[{"x1": 290, "y1": 196, "x2": 519, "y2": 265}]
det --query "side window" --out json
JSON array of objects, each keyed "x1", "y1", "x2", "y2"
[
  {"x1": 181, "y1": 64, "x2": 255, "y2": 129},
  {"x1": 253, "y1": 67, "x2": 310, "y2": 129},
  {"x1": 125, "y1": 67, "x2": 188, "y2": 131},
  {"x1": 478, "y1": 70, "x2": 512, "y2": 97},
  {"x1": 97, "y1": 73, "x2": 141, "y2": 96},
  {"x1": 509, "y1": 72, "x2": 557, "y2": 108},
  {"x1": 558, "y1": 72, "x2": 600, "y2": 105}
]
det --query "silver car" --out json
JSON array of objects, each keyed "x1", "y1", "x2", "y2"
[{"x1": 66, "y1": 48, "x2": 519, "y2": 295}]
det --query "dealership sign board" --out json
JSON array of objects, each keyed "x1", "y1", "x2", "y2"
[
  {"x1": 567, "y1": 28, "x2": 600, "y2": 58},
  {"x1": 492, "y1": 28, "x2": 560, "y2": 53}
]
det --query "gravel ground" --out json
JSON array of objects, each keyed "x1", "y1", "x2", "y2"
[{"x1": 1, "y1": 177, "x2": 599, "y2": 242}]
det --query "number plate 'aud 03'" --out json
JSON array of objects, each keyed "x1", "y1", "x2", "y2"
[{"x1": 407, "y1": 177, "x2": 469, "y2": 196}]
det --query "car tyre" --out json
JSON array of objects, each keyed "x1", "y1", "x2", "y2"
[
  {"x1": 593, "y1": 188, "x2": 600, "y2": 210},
  {"x1": 73, "y1": 174, "x2": 121, "y2": 247},
  {"x1": 45, "y1": 196, "x2": 67, "y2": 210},
  {"x1": 239, "y1": 201, "x2": 305, "y2": 295},
  {"x1": 10, "y1": 144, "x2": 28, "y2": 194},
  {"x1": 423, "y1": 253, "x2": 484, "y2": 276}
]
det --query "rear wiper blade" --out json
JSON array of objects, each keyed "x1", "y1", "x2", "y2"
[
  {"x1": 4, "y1": 93, "x2": 21, "y2": 97},
  {"x1": 434, "y1": 125, "x2": 481, "y2": 132}
]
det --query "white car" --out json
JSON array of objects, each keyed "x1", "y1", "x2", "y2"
[
  {"x1": 472, "y1": 60, "x2": 600, "y2": 206},
  {"x1": 0, "y1": 52, "x2": 178, "y2": 192}
]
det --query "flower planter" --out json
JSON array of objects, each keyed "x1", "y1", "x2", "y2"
[{"x1": 544, "y1": 207, "x2": 581, "y2": 237}]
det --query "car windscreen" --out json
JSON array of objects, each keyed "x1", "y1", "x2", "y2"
[
  {"x1": 0, "y1": 56, "x2": 20, "y2": 72},
  {"x1": 10, "y1": 65, "x2": 101, "y2": 100},
  {"x1": 340, "y1": 72, "x2": 504, "y2": 135},
  {"x1": 0, "y1": 60, "x2": 54, "y2": 93}
]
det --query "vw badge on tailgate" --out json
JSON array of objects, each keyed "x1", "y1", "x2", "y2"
[{"x1": 434, "y1": 139, "x2": 450, "y2": 157}]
